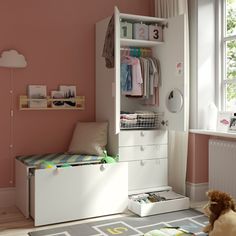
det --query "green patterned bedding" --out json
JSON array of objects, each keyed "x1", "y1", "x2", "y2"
[{"x1": 16, "y1": 153, "x2": 103, "y2": 167}]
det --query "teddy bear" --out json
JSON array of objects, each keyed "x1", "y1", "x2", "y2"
[{"x1": 203, "y1": 189, "x2": 236, "y2": 236}]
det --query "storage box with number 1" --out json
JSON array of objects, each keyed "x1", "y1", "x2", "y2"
[{"x1": 120, "y1": 21, "x2": 132, "y2": 39}]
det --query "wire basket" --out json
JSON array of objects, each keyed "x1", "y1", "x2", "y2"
[{"x1": 120, "y1": 112, "x2": 163, "y2": 130}]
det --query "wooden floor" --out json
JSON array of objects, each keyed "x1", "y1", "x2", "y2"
[
  {"x1": 0, "y1": 202, "x2": 205, "y2": 236},
  {"x1": 0, "y1": 206, "x2": 32, "y2": 236}
]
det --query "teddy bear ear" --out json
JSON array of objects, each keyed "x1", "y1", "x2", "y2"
[{"x1": 206, "y1": 190, "x2": 212, "y2": 196}]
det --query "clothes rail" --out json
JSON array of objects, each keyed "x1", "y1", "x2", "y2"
[{"x1": 120, "y1": 47, "x2": 152, "y2": 57}]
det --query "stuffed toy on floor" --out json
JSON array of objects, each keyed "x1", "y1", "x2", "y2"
[{"x1": 203, "y1": 189, "x2": 236, "y2": 236}]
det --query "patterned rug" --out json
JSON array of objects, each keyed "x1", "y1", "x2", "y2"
[{"x1": 28, "y1": 209, "x2": 208, "y2": 236}]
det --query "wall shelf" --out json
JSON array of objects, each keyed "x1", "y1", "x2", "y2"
[{"x1": 19, "y1": 95, "x2": 85, "y2": 110}]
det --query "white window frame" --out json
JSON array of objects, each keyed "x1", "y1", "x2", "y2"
[
  {"x1": 215, "y1": 0, "x2": 222, "y2": 111},
  {"x1": 220, "y1": 0, "x2": 236, "y2": 111}
]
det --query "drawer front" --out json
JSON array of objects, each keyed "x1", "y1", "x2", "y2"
[
  {"x1": 128, "y1": 159, "x2": 168, "y2": 191},
  {"x1": 119, "y1": 144, "x2": 167, "y2": 161},
  {"x1": 128, "y1": 194, "x2": 190, "y2": 217},
  {"x1": 119, "y1": 130, "x2": 167, "y2": 146},
  {"x1": 32, "y1": 163, "x2": 128, "y2": 226}
]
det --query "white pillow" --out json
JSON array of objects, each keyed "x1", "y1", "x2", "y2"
[{"x1": 68, "y1": 122, "x2": 108, "y2": 156}]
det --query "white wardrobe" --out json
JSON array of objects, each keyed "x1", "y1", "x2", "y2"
[{"x1": 96, "y1": 7, "x2": 189, "y2": 216}]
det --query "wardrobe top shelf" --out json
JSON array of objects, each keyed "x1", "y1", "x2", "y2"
[{"x1": 120, "y1": 13, "x2": 167, "y2": 23}]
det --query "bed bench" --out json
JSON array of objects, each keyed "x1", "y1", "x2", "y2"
[{"x1": 15, "y1": 153, "x2": 128, "y2": 226}]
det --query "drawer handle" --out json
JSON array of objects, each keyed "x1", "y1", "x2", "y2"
[
  {"x1": 140, "y1": 160, "x2": 145, "y2": 166},
  {"x1": 140, "y1": 131, "x2": 145, "y2": 137},
  {"x1": 100, "y1": 164, "x2": 106, "y2": 171},
  {"x1": 140, "y1": 146, "x2": 144, "y2": 151}
]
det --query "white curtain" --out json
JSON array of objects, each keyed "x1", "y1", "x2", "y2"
[
  {"x1": 155, "y1": 0, "x2": 188, "y2": 18},
  {"x1": 155, "y1": 0, "x2": 189, "y2": 195}
]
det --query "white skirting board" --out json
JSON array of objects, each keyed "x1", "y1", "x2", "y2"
[
  {"x1": 186, "y1": 182, "x2": 208, "y2": 202},
  {"x1": 0, "y1": 187, "x2": 15, "y2": 207}
]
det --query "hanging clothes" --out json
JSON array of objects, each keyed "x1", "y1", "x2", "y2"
[
  {"x1": 152, "y1": 57, "x2": 161, "y2": 87},
  {"x1": 120, "y1": 48, "x2": 161, "y2": 106},
  {"x1": 144, "y1": 57, "x2": 161, "y2": 106},
  {"x1": 120, "y1": 63, "x2": 132, "y2": 92},
  {"x1": 102, "y1": 15, "x2": 114, "y2": 68},
  {"x1": 121, "y1": 56, "x2": 143, "y2": 96},
  {"x1": 139, "y1": 57, "x2": 149, "y2": 98}
]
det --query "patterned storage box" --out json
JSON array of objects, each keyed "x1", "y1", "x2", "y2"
[{"x1": 133, "y1": 23, "x2": 149, "y2": 40}]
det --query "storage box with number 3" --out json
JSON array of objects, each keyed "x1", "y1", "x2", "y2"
[{"x1": 149, "y1": 25, "x2": 163, "y2": 42}]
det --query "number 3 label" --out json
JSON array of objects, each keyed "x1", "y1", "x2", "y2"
[
  {"x1": 153, "y1": 29, "x2": 159, "y2": 39},
  {"x1": 149, "y1": 25, "x2": 163, "y2": 42}
]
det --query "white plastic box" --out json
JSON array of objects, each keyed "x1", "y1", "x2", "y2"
[{"x1": 128, "y1": 190, "x2": 190, "y2": 217}]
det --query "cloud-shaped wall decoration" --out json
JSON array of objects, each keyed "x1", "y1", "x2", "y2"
[{"x1": 0, "y1": 49, "x2": 27, "y2": 68}]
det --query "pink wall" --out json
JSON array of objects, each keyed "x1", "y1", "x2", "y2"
[
  {"x1": 186, "y1": 133, "x2": 236, "y2": 185},
  {"x1": 0, "y1": 0, "x2": 154, "y2": 188},
  {"x1": 187, "y1": 133, "x2": 209, "y2": 184}
]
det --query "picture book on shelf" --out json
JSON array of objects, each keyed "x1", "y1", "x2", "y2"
[
  {"x1": 216, "y1": 111, "x2": 232, "y2": 132},
  {"x1": 51, "y1": 90, "x2": 65, "y2": 108},
  {"x1": 229, "y1": 116, "x2": 236, "y2": 132},
  {"x1": 28, "y1": 85, "x2": 47, "y2": 108},
  {"x1": 59, "y1": 85, "x2": 76, "y2": 107}
]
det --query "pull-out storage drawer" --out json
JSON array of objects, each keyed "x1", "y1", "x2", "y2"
[
  {"x1": 30, "y1": 162, "x2": 128, "y2": 226},
  {"x1": 128, "y1": 159, "x2": 168, "y2": 191},
  {"x1": 119, "y1": 144, "x2": 167, "y2": 161},
  {"x1": 128, "y1": 190, "x2": 190, "y2": 217},
  {"x1": 119, "y1": 130, "x2": 167, "y2": 146}
]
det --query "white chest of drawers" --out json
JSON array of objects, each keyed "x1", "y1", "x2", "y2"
[
  {"x1": 119, "y1": 130, "x2": 168, "y2": 192},
  {"x1": 118, "y1": 129, "x2": 189, "y2": 216}
]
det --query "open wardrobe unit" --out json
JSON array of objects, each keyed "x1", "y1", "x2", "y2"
[{"x1": 96, "y1": 7, "x2": 190, "y2": 216}]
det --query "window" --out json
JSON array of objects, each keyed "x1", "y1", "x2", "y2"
[{"x1": 222, "y1": 0, "x2": 236, "y2": 111}]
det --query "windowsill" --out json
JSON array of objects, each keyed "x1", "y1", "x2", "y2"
[{"x1": 189, "y1": 129, "x2": 236, "y2": 139}]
